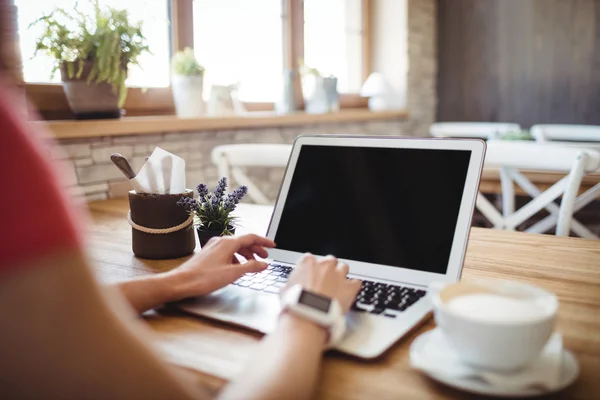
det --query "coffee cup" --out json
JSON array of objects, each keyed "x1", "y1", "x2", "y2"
[{"x1": 429, "y1": 279, "x2": 558, "y2": 371}]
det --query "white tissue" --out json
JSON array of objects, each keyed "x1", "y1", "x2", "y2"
[{"x1": 133, "y1": 147, "x2": 186, "y2": 194}]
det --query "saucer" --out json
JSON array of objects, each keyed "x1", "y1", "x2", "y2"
[{"x1": 409, "y1": 328, "x2": 579, "y2": 398}]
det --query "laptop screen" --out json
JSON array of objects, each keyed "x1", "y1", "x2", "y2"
[{"x1": 273, "y1": 144, "x2": 472, "y2": 275}]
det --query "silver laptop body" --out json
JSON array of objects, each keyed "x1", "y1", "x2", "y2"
[{"x1": 177, "y1": 135, "x2": 485, "y2": 358}]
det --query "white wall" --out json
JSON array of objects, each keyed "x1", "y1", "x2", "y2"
[{"x1": 371, "y1": 0, "x2": 408, "y2": 109}]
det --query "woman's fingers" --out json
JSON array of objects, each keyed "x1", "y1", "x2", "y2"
[
  {"x1": 336, "y1": 262, "x2": 349, "y2": 276},
  {"x1": 237, "y1": 249, "x2": 257, "y2": 261},
  {"x1": 348, "y1": 278, "x2": 361, "y2": 293},
  {"x1": 226, "y1": 234, "x2": 275, "y2": 252},
  {"x1": 231, "y1": 259, "x2": 268, "y2": 275},
  {"x1": 321, "y1": 255, "x2": 338, "y2": 269},
  {"x1": 248, "y1": 244, "x2": 269, "y2": 258}
]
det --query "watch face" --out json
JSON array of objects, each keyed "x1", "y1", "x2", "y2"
[{"x1": 299, "y1": 290, "x2": 331, "y2": 312}]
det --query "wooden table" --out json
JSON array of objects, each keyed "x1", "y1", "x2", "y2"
[{"x1": 88, "y1": 198, "x2": 600, "y2": 399}]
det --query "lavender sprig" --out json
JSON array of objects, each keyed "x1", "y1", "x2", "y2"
[
  {"x1": 223, "y1": 195, "x2": 236, "y2": 211},
  {"x1": 213, "y1": 177, "x2": 227, "y2": 201},
  {"x1": 224, "y1": 185, "x2": 248, "y2": 211},
  {"x1": 210, "y1": 193, "x2": 220, "y2": 208},
  {"x1": 196, "y1": 183, "x2": 209, "y2": 202},
  {"x1": 176, "y1": 197, "x2": 200, "y2": 213}
]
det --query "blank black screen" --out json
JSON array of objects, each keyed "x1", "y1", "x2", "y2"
[{"x1": 274, "y1": 145, "x2": 472, "y2": 274}]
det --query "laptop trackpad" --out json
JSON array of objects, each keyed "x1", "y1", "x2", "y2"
[{"x1": 177, "y1": 286, "x2": 281, "y2": 334}]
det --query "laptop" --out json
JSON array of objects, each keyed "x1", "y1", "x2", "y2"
[{"x1": 177, "y1": 135, "x2": 486, "y2": 359}]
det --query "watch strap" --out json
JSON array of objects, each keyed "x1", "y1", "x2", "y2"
[{"x1": 280, "y1": 285, "x2": 347, "y2": 348}]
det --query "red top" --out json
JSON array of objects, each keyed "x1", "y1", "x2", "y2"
[{"x1": 0, "y1": 82, "x2": 82, "y2": 274}]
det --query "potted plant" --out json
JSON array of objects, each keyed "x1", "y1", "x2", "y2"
[
  {"x1": 31, "y1": 0, "x2": 149, "y2": 119},
  {"x1": 300, "y1": 62, "x2": 338, "y2": 114},
  {"x1": 498, "y1": 130, "x2": 534, "y2": 141},
  {"x1": 177, "y1": 177, "x2": 248, "y2": 247},
  {"x1": 171, "y1": 47, "x2": 205, "y2": 118}
]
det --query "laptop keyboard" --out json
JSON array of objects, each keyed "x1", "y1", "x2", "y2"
[
  {"x1": 232, "y1": 263, "x2": 292, "y2": 294},
  {"x1": 232, "y1": 263, "x2": 427, "y2": 318}
]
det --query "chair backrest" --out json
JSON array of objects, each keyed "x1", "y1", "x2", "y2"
[
  {"x1": 430, "y1": 122, "x2": 521, "y2": 139},
  {"x1": 485, "y1": 141, "x2": 600, "y2": 173},
  {"x1": 531, "y1": 124, "x2": 600, "y2": 143},
  {"x1": 211, "y1": 144, "x2": 292, "y2": 205},
  {"x1": 478, "y1": 141, "x2": 600, "y2": 237}
]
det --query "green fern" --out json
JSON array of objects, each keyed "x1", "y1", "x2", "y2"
[{"x1": 30, "y1": 0, "x2": 149, "y2": 107}]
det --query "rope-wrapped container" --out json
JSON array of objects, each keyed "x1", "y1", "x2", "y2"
[{"x1": 128, "y1": 190, "x2": 196, "y2": 259}]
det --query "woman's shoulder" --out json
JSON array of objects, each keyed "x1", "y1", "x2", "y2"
[{"x1": 0, "y1": 80, "x2": 83, "y2": 275}]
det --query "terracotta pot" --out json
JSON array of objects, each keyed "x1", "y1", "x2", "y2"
[
  {"x1": 196, "y1": 225, "x2": 236, "y2": 248},
  {"x1": 60, "y1": 60, "x2": 125, "y2": 119}
]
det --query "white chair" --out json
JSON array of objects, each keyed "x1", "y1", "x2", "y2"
[
  {"x1": 531, "y1": 124, "x2": 600, "y2": 145},
  {"x1": 530, "y1": 124, "x2": 600, "y2": 238},
  {"x1": 430, "y1": 122, "x2": 521, "y2": 140},
  {"x1": 476, "y1": 141, "x2": 600, "y2": 237},
  {"x1": 211, "y1": 144, "x2": 292, "y2": 205}
]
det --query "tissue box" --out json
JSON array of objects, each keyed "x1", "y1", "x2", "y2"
[{"x1": 128, "y1": 190, "x2": 196, "y2": 259}]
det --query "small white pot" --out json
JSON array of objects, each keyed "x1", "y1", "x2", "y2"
[{"x1": 171, "y1": 74, "x2": 205, "y2": 118}]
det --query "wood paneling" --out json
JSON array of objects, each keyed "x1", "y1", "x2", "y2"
[
  {"x1": 437, "y1": 0, "x2": 600, "y2": 128},
  {"x1": 170, "y1": 0, "x2": 194, "y2": 52}
]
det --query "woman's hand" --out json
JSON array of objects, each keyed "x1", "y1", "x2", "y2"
[
  {"x1": 115, "y1": 234, "x2": 275, "y2": 313},
  {"x1": 163, "y1": 234, "x2": 276, "y2": 302},
  {"x1": 283, "y1": 254, "x2": 361, "y2": 314},
  {"x1": 220, "y1": 255, "x2": 362, "y2": 400}
]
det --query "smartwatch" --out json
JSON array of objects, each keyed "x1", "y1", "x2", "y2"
[{"x1": 280, "y1": 284, "x2": 346, "y2": 348}]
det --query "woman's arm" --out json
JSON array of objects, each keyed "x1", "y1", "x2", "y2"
[
  {"x1": 0, "y1": 249, "x2": 204, "y2": 400},
  {"x1": 0, "y1": 234, "x2": 271, "y2": 399},
  {"x1": 221, "y1": 313, "x2": 327, "y2": 400},
  {"x1": 114, "y1": 235, "x2": 273, "y2": 314},
  {"x1": 0, "y1": 238, "x2": 358, "y2": 400},
  {"x1": 219, "y1": 254, "x2": 361, "y2": 400}
]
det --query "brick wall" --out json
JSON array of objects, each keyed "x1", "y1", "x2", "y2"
[
  {"x1": 50, "y1": 119, "x2": 409, "y2": 202},
  {"x1": 407, "y1": 0, "x2": 437, "y2": 137}
]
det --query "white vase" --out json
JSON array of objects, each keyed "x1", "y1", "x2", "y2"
[
  {"x1": 302, "y1": 75, "x2": 330, "y2": 114},
  {"x1": 171, "y1": 74, "x2": 205, "y2": 118}
]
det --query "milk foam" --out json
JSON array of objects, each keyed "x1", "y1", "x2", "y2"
[{"x1": 447, "y1": 293, "x2": 549, "y2": 323}]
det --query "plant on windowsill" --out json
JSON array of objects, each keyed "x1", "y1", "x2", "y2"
[
  {"x1": 299, "y1": 60, "x2": 339, "y2": 114},
  {"x1": 30, "y1": 0, "x2": 149, "y2": 119},
  {"x1": 498, "y1": 130, "x2": 534, "y2": 141},
  {"x1": 177, "y1": 177, "x2": 248, "y2": 247},
  {"x1": 171, "y1": 47, "x2": 205, "y2": 118}
]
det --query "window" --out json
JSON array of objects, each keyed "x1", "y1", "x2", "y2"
[
  {"x1": 193, "y1": 0, "x2": 283, "y2": 102},
  {"x1": 304, "y1": 0, "x2": 364, "y2": 93},
  {"x1": 14, "y1": 0, "x2": 373, "y2": 118},
  {"x1": 15, "y1": 0, "x2": 171, "y2": 87}
]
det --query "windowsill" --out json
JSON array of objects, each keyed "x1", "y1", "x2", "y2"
[{"x1": 33, "y1": 109, "x2": 408, "y2": 139}]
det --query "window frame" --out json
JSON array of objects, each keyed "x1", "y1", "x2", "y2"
[{"x1": 20, "y1": 0, "x2": 371, "y2": 119}]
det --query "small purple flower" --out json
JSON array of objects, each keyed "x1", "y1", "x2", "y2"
[
  {"x1": 196, "y1": 183, "x2": 209, "y2": 201},
  {"x1": 223, "y1": 185, "x2": 248, "y2": 211},
  {"x1": 177, "y1": 197, "x2": 200, "y2": 213},
  {"x1": 213, "y1": 177, "x2": 227, "y2": 201},
  {"x1": 210, "y1": 193, "x2": 220, "y2": 208},
  {"x1": 223, "y1": 194, "x2": 236, "y2": 211},
  {"x1": 232, "y1": 185, "x2": 248, "y2": 202}
]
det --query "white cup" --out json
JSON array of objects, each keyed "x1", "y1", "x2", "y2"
[{"x1": 430, "y1": 279, "x2": 558, "y2": 371}]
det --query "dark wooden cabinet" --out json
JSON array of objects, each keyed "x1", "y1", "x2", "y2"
[{"x1": 437, "y1": 0, "x2": 600, "y2": 128}]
